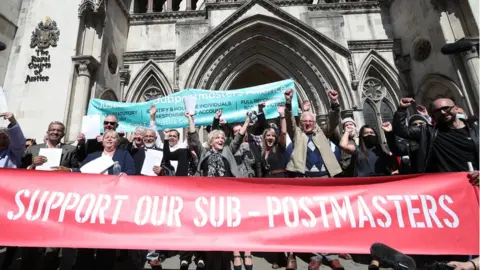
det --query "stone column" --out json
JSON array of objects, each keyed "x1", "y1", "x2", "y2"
[
  {"x1": 67, "y1": 55, "x2": 100, "y2": 142},
  {"x1": 460, "y1": 37, "x2": 480, "y2": 103},
  {"x1": 119, "y1": 67, "x2": 131, "y2": 102},
  {"x1": 186, "y1": 0, "x2": 192, "y2": 10},
  {"x1": 166, "y1": 0, "x2": 173, "y2": 12},
  {"x1": 147, "y1": 0, "x2": 154, "y2": 12}
]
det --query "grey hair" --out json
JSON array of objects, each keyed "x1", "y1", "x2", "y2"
[
  {"x1": 144, "y1": 128, "x2": 157, "y2": 137},
  {"x1": 206, "y1": 129, "x2": 225, "y2": 149},
  {"x1": 300, "y1": 112, "x2": 316, "y2": 121},
  {"x1": 135, "y1": 127, "x2": 146, "y2": 136},
  {"x1": 48, "y1": 121, "x2": 66, "y2": 132}
]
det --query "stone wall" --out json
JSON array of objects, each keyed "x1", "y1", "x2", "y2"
[
  {"x1": 95, "y1": 0, "x2": 130, "y2": 99},
  {"x1": 3, "y1": 0, "x2": 81, "y2": 141},
  {"x1": 0, "y1": 0, "x2": 22, "y2": 86}
]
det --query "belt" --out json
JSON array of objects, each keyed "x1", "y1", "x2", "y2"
[{"x1": 270, "y1": 169, "x2": 287, "y2": 175}]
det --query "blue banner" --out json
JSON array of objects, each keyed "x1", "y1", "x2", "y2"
[{"x1": 87, "y1": 79, "x2": 299, "y2": 132}]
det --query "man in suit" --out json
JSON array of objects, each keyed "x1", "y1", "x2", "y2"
[
  {"x1": 22, "y1": 121, "x2": 78, "y2": 170},
  {"x1": 76, "y1": 114, "x2": 130, "y2": 162},
  {"x1": 16, "y1": 121, "x2": 78, "y2": 270}
]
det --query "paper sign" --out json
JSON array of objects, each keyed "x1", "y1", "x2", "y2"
[
  {"x1": 141, "y1": 149, "x2": 164, "y2": 176},
  {"x1": 80, "y1": 155, "x2": 115, "y2": 174},
  {"x1": 183, "y1": 96, "x2": 196, "y2": 115},
  {"x1": 81, "y1": 115, "x2": 101, "y2": 140},
  {"x1": 36, "y1": 148, "x2": 62, "y2": 171}
]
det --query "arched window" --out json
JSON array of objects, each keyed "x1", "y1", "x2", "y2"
[
  {"x1": 361, "y1": 77, "x2": 394, "y2": 141},
  {"x1": 140, "y1": 76, "x2": 164, "y2": 101}
]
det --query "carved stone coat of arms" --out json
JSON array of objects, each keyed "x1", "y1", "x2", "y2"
[{"x1": 30, "y1": 17, "x2": 60, "y2": 49}]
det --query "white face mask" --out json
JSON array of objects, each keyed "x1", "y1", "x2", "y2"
[{"x1": 457, "y1": 113, "x2": 466, "y2": 120}]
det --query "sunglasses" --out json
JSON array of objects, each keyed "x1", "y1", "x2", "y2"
[
  {"x1": 433, "y1": 106, "x2": 454, "y2": 114},
  {"x1": 103, "y1": 121, "x2": 117, "y2": 126}
]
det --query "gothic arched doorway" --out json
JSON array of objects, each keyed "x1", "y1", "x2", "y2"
[{"x1": 228, "y1": 63, "x2": 284, "y2": 90}]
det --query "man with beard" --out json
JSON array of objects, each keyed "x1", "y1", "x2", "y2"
[
  {"x1": 130, "y1": 128, "x2": 164, "y2": 175},
  {"x1": 76, "y1": 114, "x2": 130, "y2": 162},
  {"x1": 393, "y1": 97, "x2": 478, "y2": 176}
]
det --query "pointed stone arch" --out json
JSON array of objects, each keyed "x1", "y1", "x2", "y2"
[
  {"x1": 180, "y1": 14, "x2": 353, "y2": 115},
  {"x1": 357, "y1": 50, "x2": 406, "y2": 142},
  {"x1": 357, "y1": 50, "x2": 408, "y2": 107},
  {"x1": 416, "y1": 74, "x2": 472, "y2": 113},
  {"x1": 98, "y1": 88, "x2": 119, "y2": 101},
  {"x1": 125, "y1": 60, "x2": 173, "y2": 102}
]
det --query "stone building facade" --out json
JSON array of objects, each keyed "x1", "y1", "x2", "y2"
[{"x1": 0, "y1": 0, "x2": 478, "y2": 142}]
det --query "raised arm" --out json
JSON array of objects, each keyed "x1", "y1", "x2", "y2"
[
  {"x1": 148, "y1": 105, "x2": 163, "y2": 149},
  {"x1": 284, "y1": 89, "x2": 298, "y2": 141},
  {"x1": 1, "y1": 113, "x2": 25, "y2": 166},
  {"x1": 339, "y1": 126, "x2": 356, "y2": 154},
  {"x1": 277, "y1": 104, "x2": 287, "y2": 149},
  {"x1": 186, "y1": 113, "x2": 205, "y2": 159},
  {"x1": 229, "y1": 113, "x2": 250, "y2": 154},
  {"x1": 393, "y1": 98, "x2": 423, "y2": 140},
  {"x1": 211, "y1": 109, "x2": 222, "y2": 131},
  {"x1": 320, "y1": 90, "x2": 341, "y2": 138}
]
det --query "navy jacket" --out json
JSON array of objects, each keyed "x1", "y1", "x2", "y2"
[{"x1": 80, "y1": 149, "x2": 136, "y2": 175}]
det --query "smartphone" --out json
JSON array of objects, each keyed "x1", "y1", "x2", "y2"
[{"x1": 249, "y1": 111, "x2": 258, "y2": 123}]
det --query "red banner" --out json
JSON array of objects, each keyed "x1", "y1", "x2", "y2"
[{"x1": 0, "y1": 169, "x2": 478, "y2": 255}]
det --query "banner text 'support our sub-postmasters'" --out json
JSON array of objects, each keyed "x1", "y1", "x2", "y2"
[
  {"x1": 0, "y1": 170, "x2": 478, "y2": 254},
  {"x1": 87, "y1": 79, "x2": 299, "y2": 132}
]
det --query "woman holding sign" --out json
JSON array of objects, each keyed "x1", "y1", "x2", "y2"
[{"x1": 186, "y1": 111, "x2": 253, "y2": 270}]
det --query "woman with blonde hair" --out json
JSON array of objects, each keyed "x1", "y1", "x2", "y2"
[{"x1": 186, "y1": 111, "x2": 250, "y2": 270}]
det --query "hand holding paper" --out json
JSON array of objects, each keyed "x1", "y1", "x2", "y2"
[
  {"x1": 183, "y1": 96, "x2": 197, "y2": 115},
  {"x1": 36, "y1": 148, "x2": 62, "y2": 171},
  {"x1": 81, "y1": 115, "x2": 101, "y2": 140}
]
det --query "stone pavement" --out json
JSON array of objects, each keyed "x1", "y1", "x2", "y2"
[
  {"x1": 0, "y1": 248, "x2": 370, "y2": 270},
  {"x1": 155, "y1": 255, "x2": 369, "y2": 270}
]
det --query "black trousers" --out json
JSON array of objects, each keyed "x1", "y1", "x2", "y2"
[
  {"x1": 74, "y1": 249, "x2": 116, "y2": 270},
  {"x1": 204, "y1": 251, "x2": 231, "y2": 270}
]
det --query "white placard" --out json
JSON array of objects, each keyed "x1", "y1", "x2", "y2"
[
  {"x1": 36, "y1": 148, "x2": 63, "y2": 171},
  {"x1": 81, "y1": 115, "x2": 101, "y2": 140},
  {"x1": 183, "y1": 96, "x2": 197, "y2": 115},
  {"x1": 141, "y1": 149, "x2": 164, "y2": 176},
  {"x1": 80, "y1": 155, "x2": 115, "y2": 174}
]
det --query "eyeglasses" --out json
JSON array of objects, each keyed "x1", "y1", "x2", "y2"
[
  {"x1": 433, "y1": 106, "x2": 454, "y2": 114},
  {"x1": 103, "y1": 121, "x2": 117, "y2": 126}
]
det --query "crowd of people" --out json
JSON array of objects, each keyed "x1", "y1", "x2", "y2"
[{"x1": 0, "y1": 88, "x2": 478, "y2": 270}]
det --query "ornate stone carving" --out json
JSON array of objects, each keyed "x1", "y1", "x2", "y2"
[
  {"x1": 362, "y1": 78, "x2": 385, "y2": 102},
  {"x1": 78, "y1": 0, "x2": 105, "y2": 17},
  {"x1": 308, "y1": 1, "x2": 381, "y2": 13},
  {"x1": 130, "y1": 10, "x2": 206, "y2": 23},
  {"x1": 395, "y1": 55, "x2": 411, "y2": 73},
  {"x1": 30, "y1": 17, "x2": 60, "y2": 49},
  {"x1": 123, "y1": 50, "x2": 176, "y2": 62},
  {"x1": 347, "y1": 39, "x2": 399, "y2": 52},
  {"x1": 412, "y1": 39, "x2": 432, "y2": 62},
  {"x1": 72, "y1": 55, "x2": 100, "y2": 77},
  {"x1": 119, "y1": 69, "x2": 131, "y2": 85},
  {"x1": 143, "y1": 87, "x2": 163, "y2": 101},
  {"x1": 176, "y1": 0, "x2": 351, "y2": 68}
]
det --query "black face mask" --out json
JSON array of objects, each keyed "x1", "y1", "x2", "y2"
[{"x1": 363, "y1": 135, "x2": 377, "y2": 148}]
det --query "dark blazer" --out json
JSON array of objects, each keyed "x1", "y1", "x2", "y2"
[
  {"x1": 163, "y1": 139, "x2": 189, "y2": 176},
  {"x1": 22, "y1": 143, "x2": 79, "y2": 169},
  {"x1": 76, "y1": 136, "x2": 130, "y2": 162},
  {"x1": 130, "y1": 146, "x2": 162, "y2": 175},
  {"x1": 80, "y1": 149, "x2": 135, "y2": 175}
]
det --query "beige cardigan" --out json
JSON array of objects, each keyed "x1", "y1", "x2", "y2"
[{"x1": 285, "y1": 105, "x2": 343, "y2": 177}]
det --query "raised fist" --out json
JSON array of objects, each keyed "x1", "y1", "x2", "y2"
[
  {"x1": 327, "y1": 90, "x2": 339, "y2": 104},
  {"x1": 400, "y1": 98, "x2": 415, "y2": 108}
]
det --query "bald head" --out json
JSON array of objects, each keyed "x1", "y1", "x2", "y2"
[{"x1": 432, "y1": 98, "x2": 457, "y2": 125}]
